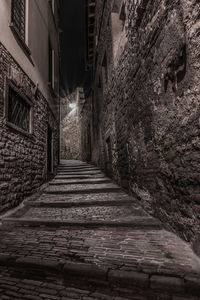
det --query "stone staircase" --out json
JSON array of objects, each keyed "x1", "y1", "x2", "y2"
[{"x1": 0, "y1": 160, "x2": 200, "y2": 299}]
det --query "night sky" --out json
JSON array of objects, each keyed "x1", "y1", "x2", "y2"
[{"x1": 60, "y1": 0, "x2": 91, "y2": 97}]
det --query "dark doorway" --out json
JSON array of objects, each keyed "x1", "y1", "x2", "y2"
[
  {"x1": 47, "y1": 125, "x2": 53, "y2": 173},
  {"x1": 86, "y1": 124, "x2": 91, "y2": 162},
  {"x1": 106, "y1": 136, "x2": 112, "y2": 176}
]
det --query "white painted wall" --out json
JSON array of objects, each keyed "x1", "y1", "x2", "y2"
[{"x1": 0, "y1": 0, "x2": 59, "y2": 102}]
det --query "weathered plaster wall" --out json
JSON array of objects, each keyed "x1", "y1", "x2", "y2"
[
  {"x1": 83, "y1": 0, "x2": 200, "y2": 250},
  {"x1": 0, "y1": 43, "x2": 59, "y2": 213},
  {"x1": 0, "y1": 0, "x2": 60, "y2": 105}
]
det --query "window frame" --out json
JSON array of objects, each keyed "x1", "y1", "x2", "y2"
[
  {"x1": 111, "y1": 1, "x2": 127, "y2": 66},
  {"x1": 9, "y1": 0, "x2": 32, "y2": 61},
  {"x1": 48, "y1": 39, "x2": 55, "y2": 90},
  {"x1": 4, "y1": 78, "x2": 33, "y2": 137},
  {"x1": 11, "y1": 0, "x2": 26, "y2": 42}
]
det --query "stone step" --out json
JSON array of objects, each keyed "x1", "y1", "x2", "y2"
[
  {"x1": 0, "y1": 256, "x2": 200, "y2": 299},
  {"x1": 2, "y1": 217, "x2": 162, "y2": 229},
  {"x1": 59, "y1": 160, "x2": 88, "y2": 166},
  {"x1": 2, "y1": 160, "x2": 200, "y2": 299},
  {"x1": 1, "y1": 219, "x2": 200, "y2": 299},
  {"x1": 57, "y1": 171, "x2": 103, "y2": 176},
  {"x1": 58, "y1": 163, "x2": 94, "y2": 167},
  {"x1": 46, "y1": 183, "x2": 120, "y2": 191},
  {"x1": 55, "y1": 174, "x2": 105, "y2": 179},
  {"x1": 57, "y1": 170, "x2": 101, "y2": 174},
  {"x1": 26, "y1": 198, "x2": 135, "y2": 208},
  {"x1": 28, "y1": 192, "x2": 136, "y2": 205},
  {"x1": 45, "y1": 188, "x2": 121, "y2": 195},
  {"x1": 44, "y1": 183, "x2": 121, "y2": 195},
  {"x1": 57, "y1": 167, "x2": 100, "y2": 171},
  {"x1": 9, "y1": 203, "x2": 148, "y2": 221},
  {"x1": 50, "y1": 179, "x2": 112, "y2": 185},
  {"x1": 0, "y1": 226, "x2": 199, "y2": 279},
  {"x1": 0, "y1": 265, "x2": 136, "y2": 300}
]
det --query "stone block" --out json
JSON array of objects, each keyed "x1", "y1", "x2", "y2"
[
  {"x1": 150, "y1": 275, "x2": 184, "y2": 293},
  {"x1": 108, "y1": 270, "x2": 149, "y2": 288},
  {"x1": 184, "y1": 275, "x2": 200, "y2": 295},
  {"x1": 63, "y1": 261, "x2": 107, "y2": 280}
]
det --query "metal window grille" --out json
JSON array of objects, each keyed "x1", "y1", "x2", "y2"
[
  {"x1": 11, "y1": 0, "x2": 26, "y2": 41},
  {"x1": 7, "y1": 85, "x2": 31, "y2": 133}
]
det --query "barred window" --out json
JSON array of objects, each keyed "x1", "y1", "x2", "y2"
[
  {"x1": 6, "y1": 81, "x2": 31, "y2": 133},
  {"x1": 11, "y1": 0, "x2": 26, "y2": 41}
]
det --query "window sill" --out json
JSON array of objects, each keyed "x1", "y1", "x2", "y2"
[
  {"x1": 6, "y1": 121, "x2": 34, "y2": 140},
  {"x1": 9, "y1": 23, "x2": 34, "y2": 66}
]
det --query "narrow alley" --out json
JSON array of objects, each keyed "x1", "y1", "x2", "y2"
[
  {"x1": 1, "y1": 0, "x2": 200, "y2": 299},
  {"x1": 0, "y1": 161, "x2": 200, "y2": 299}
]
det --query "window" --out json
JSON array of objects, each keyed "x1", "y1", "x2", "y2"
[
  {"x1": 11, "y1": 0, "x2": 26, "y2": 41},
  {"x1": 48, "y1": 40, "x2": 54, "y2": 89},
  {"x1": 119, "y1": 2, "x2": 126, "y2": 29},
  {"x1": 6, "y1": 80, "x2": 32, "y2": 134},
  {"x1": 111, "y1": 0, "x2": 127, "y2": 66}
]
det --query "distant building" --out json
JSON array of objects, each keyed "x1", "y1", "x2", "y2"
[
  {"x1": 60, "y1": 88, "x2": 84, "y2": 160},
  {"x1": 0, "y1": 0, "x2": 60, "y2": 212},
  {"x1": 84, "y1": 0, "x2": 200, "y2": 251}
]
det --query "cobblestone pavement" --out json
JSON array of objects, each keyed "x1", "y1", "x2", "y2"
[{"x1": 0, "y1": 160, "x2": 200, "y2": 299}]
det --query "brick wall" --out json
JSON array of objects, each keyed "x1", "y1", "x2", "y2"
[
  {"x1": 0, "y1": 43, "x2": 59, "y2": 213},
  {"x1": 82, "y1": 0, "x2": 200, "y2": 250}
]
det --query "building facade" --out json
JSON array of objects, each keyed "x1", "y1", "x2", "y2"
[
  {"x1": 0, "y1": 0, "x2": 60, "y2": 213},
  {"x1": 83, "y1": 0, "x2": 200, "y2": 251},
  {"x1": 60, "y1": 88, "x2": 84, "y2": 160}
]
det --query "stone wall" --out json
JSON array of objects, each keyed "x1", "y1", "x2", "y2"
[
  {"x1": 83, "y1": 0, "x2": 200, "y2": 250},
  {"x1": 60, "y1": 91, "x2": 81, "y2": 160},
  {"x1": 0, "y1": 43, "x2": 59, "y2": 213},
  {"x1": 80, "y1": 97, "x2": 93, "y2": 163}
]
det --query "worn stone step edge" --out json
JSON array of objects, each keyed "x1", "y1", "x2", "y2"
[
  {"x1": 0, "y1": 254, "x2": 199, "y2": 296},
  {"x1": 26, "y1": 199, "x2": 135, "y2": 208},
  {"x1": 2, "y1": 217, "x2": 162, "y2": 229},
  {"x1": 49, "y1": 180, "x2": 112, "y2": 186},
  {"x1": 55, "y1": 175, "x2": 105, "y2": 179},
  {"x1": 57, "y1": 173, "x2": 103, "y2": 176},
  {"x1": 57, "y1": 167, "x2": 100, "y2": 171},
  {"x1": 57, "y1": 169, "x2": 102, "y2": 172},
  {"x1": 58, "y1": 163, "x2": 92, "y2": 168},
  {"x1": 44, "y1": 188, "x2": 121, "y2": 195},
  {"x1": 58, "y1": 164, "x2": 96, "y2": 166},
  {"x1": 57, "y1": 171, "x2": 102, "y2": 174}
]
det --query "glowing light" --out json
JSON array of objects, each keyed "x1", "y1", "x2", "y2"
[{"x1": 69, "y1": 103, "x2": 76, "y2": 109}]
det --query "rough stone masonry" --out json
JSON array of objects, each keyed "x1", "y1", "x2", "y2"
[
  {"x1": 82, "y1": 0, "x2": 200, "y2": 252},
  {"x1": 0, "y1": 43, "x2": 59, "y2": 214},
  {"x1": 1, "y1": 160, "x2": 200, "y2": 299}
]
